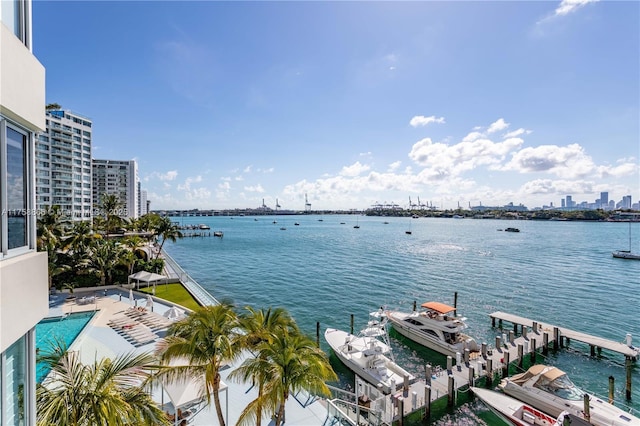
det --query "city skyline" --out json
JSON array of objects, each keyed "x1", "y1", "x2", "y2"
[{"x1": 34, "y1": 1, "x2": 639, "y2": 211}]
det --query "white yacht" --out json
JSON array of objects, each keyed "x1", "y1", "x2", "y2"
[
  {"x1": 499, "y1": 365, "x2": 640, "y2": 426},
  {"x1": 385, "y1": 301, "x2": 479, "y2": 357},
  {"x1": 325, "y1": 310, "x2": 416, "y2": 394},
  {"x1": 472, "y1": 387, "x2": 591, "y2": 426}
]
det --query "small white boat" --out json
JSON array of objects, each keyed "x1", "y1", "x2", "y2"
[
  {"x1": 612, "y1": 221, "x2": 640, "y2": 260},
  {"x1": 386, "y1": 301, "x2": 479, "y2": 357},
  {"x1": 198, "y1": 224, "x2": 210, "y2": 230},
  {"x1": 499, "y1": 365, "x2": 640, "y2": 426},
  {"x1": 612, "y1": 250, "x2": 640, "y2": 260},
  {"x1": 325, "y1": 311, "x2": 416, "y2": 394},
  {"x1": 472, "y1": 387, "x2": 592, "y2": 426}
]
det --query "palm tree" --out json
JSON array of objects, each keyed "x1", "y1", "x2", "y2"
[
  {"x1": 99, "y1": 193, "x2": 124, "y2": 236},
  {"x1": 247, "y1": 332, "x2": 337, "y2": 426},
  {"x1": 155, "y1": 304, "x2": 241, "y2": 426},
  {"x1": 37, "y1": 348, "x2": 169, "y2": 426},
  {"x1": 229, "y1": 307, "x2": 300, "y2": 426},
  {"x1": 37, "y1": 206, "x2": 71, "y2": 288},
  {"x1": 153, "y1": 216, "x2": 183, "y2": 259},
  {"x1": 85, "y1": 239, "x2": 126, "y2": 286}
]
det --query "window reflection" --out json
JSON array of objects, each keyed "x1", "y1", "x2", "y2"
[{"x1": 7, "y1": 127, "x2": 27, "y2": 250}]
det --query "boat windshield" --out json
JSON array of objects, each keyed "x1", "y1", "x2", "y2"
[{"x1": 534, "y1": 373, "x2": 584, "y2": 401}]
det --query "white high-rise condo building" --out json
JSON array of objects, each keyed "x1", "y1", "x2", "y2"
[
  {"x1": 92, "y1": 159, "x2": 139, "y2": 219},
  {"x1": 0, "y1": 0, "x2": 50, "y2": 424},
  {"x1": 36, "y1": 109, "x2": 93, "y2": 220}
]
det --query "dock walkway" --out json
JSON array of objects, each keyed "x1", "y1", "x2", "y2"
[{"x1": 490, "y1": 311, "x2": 638, "y2": 359}]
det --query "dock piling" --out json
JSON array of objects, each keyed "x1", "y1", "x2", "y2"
[
  {"x1": 481, "y1": 342, "x2": 487, "y2": 358},
  {"x1": 486, "y1": 359, "x2": 493, "y2": 386},
  {"x1": 423, "y1": 385, "x2": 431, "y2": 419},
  {"x1": 509, "y1": 330, "x2": 515, "y2": 345},
  {"x1": 447, "y1": 375, "x2": 455, "y2": 406},
  {"x1": 468, "y1": 365, "x2": 474, "y2": 386},
  {"x1": 350, "y1": 314, "x2": 354, "y2": 335},
  {"x1": 464, "y1": 348, "x2": 470, "y2": 365},
  {"x1": 496, "y1": 336, "x2": 502, "y2": 353},
  {"x1": 583, "y1": 394, "x2": 591, "y2": 422},
  {"x1": 530, "y1": 338, "x2": 537, "y2": 363},
  {"x1": 543, "y1": 332, "x2": 549, "y2": 355},
  {"x1": 425, "y1": 363, "x2": 432, "y2": 385},
  {"x1": 453, "y1": 292, "x2": 458, "y2": 315},
  {"x1": 397, "y1": 397, "x2": 404, "y2": 426},
  {"x1": 553, "y1": 327, "x2": 560, "y2": 350},
  {"x1": 626, "y1": 357, "x2": 632, "y2": 400},
  {"x1": 533, "y1": 321, "x2": 538, "y2": 333},
  {"x1": 502, "y1": 352, "x2": 510, "y2": 378},
  {"x1": 609, "y1": 376, "x2": 615, "y2": 404},
  {"x1": 447, "y1": 355, "x2": 453, "y2": 373},
  {"x1": 517, "y1": 344, "x2": 523, "y2": 368},
  {"x1": 413, "y1": 300, "x2": 417, "y2": 312},
  {"x1": 316, "y1": 321, "x2": 320, "y2": 347}
]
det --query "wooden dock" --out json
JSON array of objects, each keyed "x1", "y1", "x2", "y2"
[
  {"x1": 490, "y1": 311, "x2": 639, "y2": 360},
  {"x1": 337, "y1": 311, "x2": 638, "y2": 425}
]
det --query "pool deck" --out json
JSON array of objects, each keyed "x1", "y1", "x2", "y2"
[{"x1": 45, "y1": 288, "x2": 331, "y2": 426}]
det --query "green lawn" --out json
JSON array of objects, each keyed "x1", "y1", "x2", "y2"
[{"x1": 139, "y1": 283, "x2": 201, "y2": 311}]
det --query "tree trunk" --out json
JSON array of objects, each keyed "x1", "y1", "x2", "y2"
[
  {"x1": 275, "y1": 391, "x2": 288, "y2": 426},
  {"x1": 212, "y1": 373, "x2": 226, "y2": 426}
]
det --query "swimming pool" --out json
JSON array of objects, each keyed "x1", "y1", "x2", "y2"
[{"x1": 35, "y1": 311, "x2": 96, "y2": 383}]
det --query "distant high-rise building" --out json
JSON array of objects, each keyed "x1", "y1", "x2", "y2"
[
  {"x1": 599, "y1": 192, "x2": 608, "y2": 209},
  {"x1": 36, "y1": 109, "x2": 93, "y2": 220},
  {"x1": 561, "y1": 199, "x2": 566, "y2": 208},
  {"x1": 139, "y1": 187, "x2": 148, "y2": 216},
  {"x1": 565, "y1": 195, "x2": 573, "y2": 209},
  {"x1": 619, "y1": 195, "x2": 632, "y2": 209},
  {"x1": 92, "y1": 159, "x2": 139, "y2": 219},
  {"x1": 1, "y1": 0, "x2": 49, "y2": 422}
]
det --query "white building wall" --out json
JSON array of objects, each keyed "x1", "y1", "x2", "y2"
[{"x1": 0, "y1": 1, "x2": 49, "y2": 424}]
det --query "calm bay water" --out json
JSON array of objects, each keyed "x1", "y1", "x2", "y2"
[{"x1": 164, "y1": 215, "x2": 640, "y2": 424}]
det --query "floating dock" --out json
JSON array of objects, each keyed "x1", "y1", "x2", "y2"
[{"x1": 328, "y1": 311, "x2": 638, "y2": 426}]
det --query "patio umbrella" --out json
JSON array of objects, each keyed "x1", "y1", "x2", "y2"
[
  {"x1": 146, "y1": 295, "x2": 154, "y2": 311},
  {"x1": 163, "y1": 306, "x2": 185, "y2": 321},
  {"x1": 129, "y1": 289, "x2": 134, "y2": 306}
]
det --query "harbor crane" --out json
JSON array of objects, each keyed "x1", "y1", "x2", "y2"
[{"x1": 305, "y1": 193, "x2": 311, "y2": 212}]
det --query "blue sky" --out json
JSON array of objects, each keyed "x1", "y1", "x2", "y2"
[{"x1": 34, "y1": 0, "x2": 639, "y2": 211}]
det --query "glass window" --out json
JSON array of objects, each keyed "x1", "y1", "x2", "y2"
[
  {"x1": 6, "y1": 127, "x2": 28, "y2": 250},
  {"x1": 2, "y1": 335, "x2": 28, "y2": 425}
]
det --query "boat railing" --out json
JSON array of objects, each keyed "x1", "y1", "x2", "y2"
[
  {"x1": 161, "y1": 250, "x2": 220, "y2": 306},
  {"x1": 326, "y1": 398, "x2": 389, "y2": 426}
]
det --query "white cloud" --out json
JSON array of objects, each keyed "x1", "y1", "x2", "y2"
[
  {"x1": 536, "y1": 0, "x2": 598, "y2": 26},
  {"x1": 146, "y1": 170, "x2": 178, "y2": 182},
  {"x1": 504, "y1": 128, "x2": 529, "y2": 138},
  {"x1": 340, "y1": 161, "x2": 371, "y2": 177},
  {"x1": 244, "y1": 184, "x2": 265, "y2": 193},
  {"x1": 388, "y1": 161, "x2": 402, "y2": 172},
  {"x1": 487, "y1": 118, "x2": 509, "y2": 134},
  {"x1": 502, "y1": 144, "x2": 595, "y2": 178},
  {"x1": 409, "y1": 115, "x2": 446, "y2": 128},
  {"x1": 554, "y1": 0, "x2": 598, "y2": 17},
  {"x1": 243, "y1": 165, "x2": 252, "y2": 173}
]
